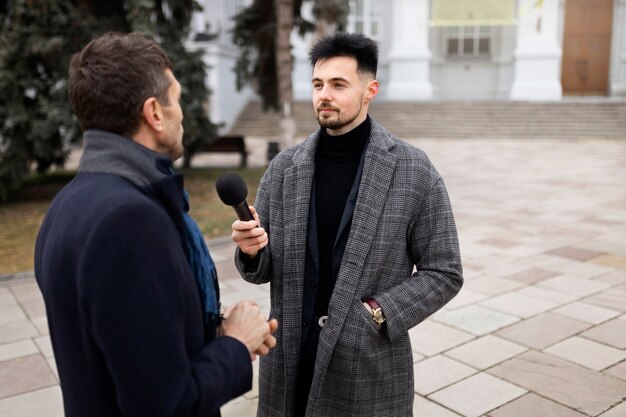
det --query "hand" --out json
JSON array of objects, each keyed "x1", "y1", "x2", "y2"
[
  {"x1": 231, "y1": 206, "x2": 268, "y2": 257},
  {"x1": 253, "y1": 318, "x2": 278, "y2": 357},
  {"x1": 219, "y1": 301, "x2": 276, "y2": 360}
]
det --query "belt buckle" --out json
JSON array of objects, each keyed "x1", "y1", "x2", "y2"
[{"x1": 318, "y1": 315, "x2": 328, "y2": 327}]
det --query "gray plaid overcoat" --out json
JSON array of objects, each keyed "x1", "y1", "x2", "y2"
[{"x1": 235, "y1": 119, "x2": 463, "y2": 416}]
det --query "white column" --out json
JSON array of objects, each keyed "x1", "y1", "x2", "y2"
[
  {"x1": 386, "y1": 0, "x2": 433, "y2": 100},
  {"x1": 510, "y1": 0, "x2": 563, "y2": 100},
  {"x1": 610, "y1": 0, "x2": 626, "y2": 96}
]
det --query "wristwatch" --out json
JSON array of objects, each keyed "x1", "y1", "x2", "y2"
[{"x1": 364, "y1": 298, "x2": 386, "y2": 325}]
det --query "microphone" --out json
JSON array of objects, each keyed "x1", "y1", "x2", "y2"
[{"x1": 215, "y1": 172, "x2": 255, "y2": 221}]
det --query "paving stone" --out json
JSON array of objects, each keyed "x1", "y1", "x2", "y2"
[
  {"x1": 479, "y1": 238, "x2": 519, "y2": 249},
  {"x1": 549, "y1": 247, "x2": 605, "y2": 261},
  {"x1": 221, "y1": 396, "x2": 259, "y2": 416},
  {"x1": 541, "y1": 259, "x2": 616, "y2": 280},
  {"x1": 591, "y1": 255, "x2": 626, "y2": 270},
  {"x1": 409, "y1": 320, "x2": 475, "y2": 357},
  {"x1": 464, "y1": 277, "x2": 525, "y2": 297},
  {"x1": 0, "y1": 386, "x2": 63, "y2": 417},
  {"x1": 413, "y1": 394, "x2": 462, "y2": 417},
  {"x1": 581, "y1": 318, "x2": 626, "y2": 349},
  {"x1": 434, "y1": 305, "x2": 520, "y2": 336},
  {"x1": 584, "y1": 286, "x2": 626, "y2": 312},
  {"x1": 488, "y1": 393, "x2": 586, "y2": 417},
  {"x1": 0, "y1": 340, "x2": 39, "y2": 363},
  {"x1": 495, "y1": 313, "x2": 590, "y2": 350},
  {"x1": 413, "y1": 355, "x2": 477, "y2": 395},
  {"x1": 504, "y1": 267, "x2": 561, "y2": 285},
  {"x1": 538, "y1": 276, "x2": 610, "y2": 298},
  {"x1": 9, "y1": 282, "x2": 46, "y2": 319},
  {"x1": 0, "y1": 305, "x2": 28, "y2": 326},
  {"x1": 33, "y1": 336, "x2": 54, "y2": 359},
  {"x1": 428, "y1": 372, "x2": 526, "y2": 417},
  {"x1": 517, "y1": 286, "x2": 578, "y2": 305},
  {"x1": 605, "y1": 361, "x2": 626, "y2": 382},
  {"x1": 594, "y1": 270, "x2": 626, "y2": 285},
  {"x1": 30, "y1": 316, "x2": 49, "y2": 335},
  {"x1": 553, "y1": 302, "x2": 621, "y2": 325},
  {"x1": 0, "y1": 320, "x2": 38, "y2": 344},
  {"x1": 480, "y1": 291, "x2": 558, "y2": 319},
  {"x1": 599, "y1": 402, "x2": 626, "y2": 417},
  {"x1": 441, "y1": 290, "x2": 486, "y2": 311},
  {"x1": 0, "y1": 355, "x2": 57, "y2": 399},
  {"x1": 488, "y1": 350, "x2": 626, "y2": 416},
  {"x1": 445, "y1": 335, "x2": 528, "y2": 370},
  {"x1": 544, "y1": 336, "x2": 626, "y2": 371}
]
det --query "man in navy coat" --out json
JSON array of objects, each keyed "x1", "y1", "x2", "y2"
[{"x1": 35, "y1": 32, "x2": 276, "y2": 417}]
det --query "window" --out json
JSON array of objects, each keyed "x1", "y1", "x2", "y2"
[
  {"x1": 348, "y1": 0, "x2": 382, "y2": 41},
  {"x1": 446, "y1": 26, "x2": 492, "y2": 58}
]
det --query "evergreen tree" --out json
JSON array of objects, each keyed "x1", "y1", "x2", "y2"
[
  {"x1": 0, "y1": 0, "x2": 91, "y2": 200},
  {"x1": 0, "y1": 0, "x2": 217, "y2": 199}
]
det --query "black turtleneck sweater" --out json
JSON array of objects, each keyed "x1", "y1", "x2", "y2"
[{"x1": 313, "y1": 116, "x2": 370, "y2": 315}]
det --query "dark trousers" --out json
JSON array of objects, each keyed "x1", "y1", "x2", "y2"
[{"x1": 294, "y1": 324, "x2": 321, "y2": 417}]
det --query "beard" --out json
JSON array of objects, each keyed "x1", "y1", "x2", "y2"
[{"x1": 315, "y1": 101, "x2": 363, "y2": 131}]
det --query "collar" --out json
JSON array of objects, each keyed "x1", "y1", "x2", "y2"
[
  {"x1": 292, "y1": 116, "x2": 395, "y2": 166},
  {"x1": 79, "y1": 129, "x2": 173, "y2": 187}
]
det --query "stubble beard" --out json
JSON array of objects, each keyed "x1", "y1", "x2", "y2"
[{"x1": 316, "y1": 101, "x2": 363, "y2": 131}]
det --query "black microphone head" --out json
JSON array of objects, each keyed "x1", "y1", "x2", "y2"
[{"x1": 215, "y1": 171, "x2": 248, "y2": 206}]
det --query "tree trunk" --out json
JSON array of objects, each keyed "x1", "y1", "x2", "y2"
[{"x1": 275, "y1": 0, "x2": 296, "y2": 150}]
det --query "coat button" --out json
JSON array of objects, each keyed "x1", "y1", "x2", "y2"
[{"x1": 309, "y1": 280, "x2": 318, "y2": 288}]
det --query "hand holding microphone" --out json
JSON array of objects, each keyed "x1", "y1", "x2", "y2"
[{"x1": 216, "y1": 172, "x2": 268, "y2": 257}]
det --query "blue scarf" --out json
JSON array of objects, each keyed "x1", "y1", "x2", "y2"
[{"x1": 181, "y1": 191, "x2": 221, "y2": 338}]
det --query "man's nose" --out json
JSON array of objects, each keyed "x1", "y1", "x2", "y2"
[{"x1": 317, "y1": 85, "x2": 332, "y2": 102}]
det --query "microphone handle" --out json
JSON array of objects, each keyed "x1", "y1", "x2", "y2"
[{"x1": 233, "y1": 201, "x2": 255, "y2": 221}]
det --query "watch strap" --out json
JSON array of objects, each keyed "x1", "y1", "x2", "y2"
[{"x1": 364, "y1": 298, "x2": 382, "y2": 311}]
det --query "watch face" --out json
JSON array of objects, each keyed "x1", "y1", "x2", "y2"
[{"x1": 373, "y1": 309, "x2": 385, "y2": 324}]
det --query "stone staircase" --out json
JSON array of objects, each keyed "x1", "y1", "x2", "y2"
[{"x1": 228, "y1": 100, "x2": 626, "y2": 140}]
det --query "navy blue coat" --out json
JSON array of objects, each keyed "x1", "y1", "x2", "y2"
[{"x1": 35, "y1": 171, "x2": 251, "y2": 417}]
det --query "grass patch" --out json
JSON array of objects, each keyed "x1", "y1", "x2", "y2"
[{"x1": 0, "y1": 167, "x2": 265, "y2": 275}]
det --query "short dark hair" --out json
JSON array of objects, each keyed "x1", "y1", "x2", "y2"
[
  {"x1": 68, "y1": 32, "x2": 173, "y2": 137},
  {"x1": 309, "y1": 32, "x2": 378, "y2": 77}
]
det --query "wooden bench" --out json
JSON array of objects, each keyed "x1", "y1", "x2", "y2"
[{"x1": 196, "y1": 135, "x2": 247, "y2": 167}]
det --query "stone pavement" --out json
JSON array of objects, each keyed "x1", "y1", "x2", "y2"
[{"x1": 1, "y1": 137, "x2": 625, "y2": 416}]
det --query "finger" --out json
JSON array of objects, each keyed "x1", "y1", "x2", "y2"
[
  {"x1": 268, "y1": 319, "x2": 278, "y2": 333},
  {"x1": 232, "y1": 219, "x2": 258, "y2": 231},
  {"x1": 222, "y1": 304, "x2": 235, "y2": 318},
  {"x1": 263, "y1": 335, "x2": 276, "y2": 349},
  {"x1": 255, "y1": 344, "x2": 270, "y2": 356}
]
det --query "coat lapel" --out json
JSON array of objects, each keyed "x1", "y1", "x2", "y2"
[
  {"x1": 280, "y1": 132, "x2": 319, "y2": 392},
  {"x1": 311, "y1": 120, "x2": 397, "y2": 395}
]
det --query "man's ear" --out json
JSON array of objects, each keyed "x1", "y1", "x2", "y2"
[
  {"x1": 141, "y1": 97, "x2": 165, "y2": 132},
  {"x1": 364, "y1": 80, "x2": 379, "y2": 103}
]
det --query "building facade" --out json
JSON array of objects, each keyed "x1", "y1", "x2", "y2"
[{"x1": 189, "y1": 0, "x2": 626, "y2": 131}]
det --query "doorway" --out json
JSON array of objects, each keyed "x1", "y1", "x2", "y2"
[{"x1": 561, "y1": 0, "x2": 613, "y2": 95}]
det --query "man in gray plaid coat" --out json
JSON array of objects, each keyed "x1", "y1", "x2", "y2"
[{"x1": 231, "y1": 32, "x2": 463, "y2": 417}]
